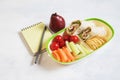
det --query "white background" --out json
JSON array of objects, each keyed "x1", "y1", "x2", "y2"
[{"x1": 0, "y1": 0, "x2": 120, "y2": 80}]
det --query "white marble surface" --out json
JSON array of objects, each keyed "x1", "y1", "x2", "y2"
[{"x1": 0, "y1": 0, "x2": 120, "y2": 80}]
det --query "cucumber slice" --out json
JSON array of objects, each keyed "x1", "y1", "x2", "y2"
[
  {"x1": 69, "y1": 42, "x2": 80, "y2": 56},
  {"x1": 75, "y1": 53, "x2": 86, "y2": 59},
  {"x1": 79, "y1": 44, "x2": 91, "y2": 54},
  {"x1": 75, "y1": 44, "x2": 86, "y2": 59},
  {"x1": 66, "y1": 41, "x2": 72, "y2": 52},
  {"x1": 76, "y1": 44, "x2": 85, "y2": 54}
]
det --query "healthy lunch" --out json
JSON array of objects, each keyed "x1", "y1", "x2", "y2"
[
  {"x1": 46, "y1": 13, "x2": 114, "y2": 64},
  {"x1": 21, "y1": 13, "x2": 114, "y2": 64}
]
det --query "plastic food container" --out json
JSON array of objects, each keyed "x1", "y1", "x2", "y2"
[{"x1": 46, "y1": 18, "x2": 114, "y2": 64}]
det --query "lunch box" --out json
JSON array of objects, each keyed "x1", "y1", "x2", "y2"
[{"x1": 46, "y1": 18, "x2": 114, "y2": 64}]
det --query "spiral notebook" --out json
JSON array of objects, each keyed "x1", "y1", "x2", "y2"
[{"x1": 21, "y1": 22, "x2": 52, "y2": 55}]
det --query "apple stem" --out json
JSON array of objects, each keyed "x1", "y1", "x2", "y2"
[{"x1": 54, "y1": 13, "x2": 57, "y2": 15}]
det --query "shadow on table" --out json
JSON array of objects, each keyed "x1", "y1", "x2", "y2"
[
  {"x1": 37, "y1": 52, "x2": 68, "y2": 70},
  {"x1": 19, "y1": 31, "x2": 69, "y2": 70}
]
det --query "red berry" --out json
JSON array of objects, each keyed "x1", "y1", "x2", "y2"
[
  {"x1": 53, "y1": 35, "x2": 63, "y2": 43},
  {"x1": 63, "y1": 35, "x2": 70, "y2": 42},
  {"x1": 70, "y1": 35, "x2": 79, "y2": 43},
  {"x1": 59, "y1": 40, "x2": 65, "y2": 48},
  {"x1": 50, "y1": 42, "x2": 59, "y2": 51}
]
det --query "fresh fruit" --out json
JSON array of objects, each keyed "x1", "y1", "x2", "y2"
[
  {"x1": 69, "y1": 42, "x2": 80, "y2": 56},
  {"x1": 47, "y1": 18, "x2": 114, "y2": 64},
  {"x1": 70, "y1": 35, "x2": 79, "y2": 43},
  {"x1": 52, "y1": 35, "x2": 65, "y2": 48},
  {"x1": 50, "y1": 42, "x2": 59, "y2": 51},
  {"x1": 63, "y1": 35, "x2": 70, "y2": 42},
  {"x1": 53, "y1": 35, "x2": 63, "y2": 42},
  {"x1": 59, "y1": 40, "x2": 65, "y2": 48},
  {"x1": 49, "y1": 13, "x2": 65, "y2": 33}
]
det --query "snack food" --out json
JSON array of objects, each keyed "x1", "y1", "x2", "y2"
[
  {"x1": 85, "y1": 35, "x2": 106, "y2": 50},
  {"x1": 46, "y1": 18, "x2": 114, "y2": 64}
]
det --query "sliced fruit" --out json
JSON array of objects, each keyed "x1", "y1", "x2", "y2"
[{"x1": 69, "y1": 42, "x2": 80, "y2": 56}]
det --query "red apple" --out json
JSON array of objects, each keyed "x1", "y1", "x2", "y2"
[{"x1": 49, "y1": 13, "x2": 65, "y2": 33}]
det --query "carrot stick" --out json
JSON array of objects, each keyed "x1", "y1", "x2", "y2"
[
  {"x1": 52, "y1": 50, "x2": 60, "y2": 61},
  {"x1": 67, "y1": 59, "x2": 71, "y2": 62},
  {"x1": 57, "y1": 48, "x2": 68, "y2": 62},
  {"x1": 62, "y1": 47, "x2": 75, "y2": 61}
]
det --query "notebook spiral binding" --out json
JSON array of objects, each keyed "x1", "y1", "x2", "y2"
[{"x1": 21, "y1": 22, "x2": 42, "y2": 31}]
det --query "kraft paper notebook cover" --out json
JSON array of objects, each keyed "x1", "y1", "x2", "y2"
[{"x1": 21, "y1": 22, "x2": 52, "y2": 55}]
